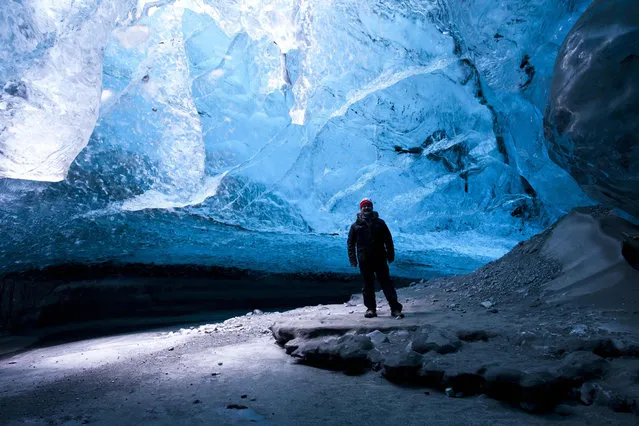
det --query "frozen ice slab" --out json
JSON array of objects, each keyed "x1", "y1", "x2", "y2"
[{"x1": 0, "y1": 0, "x2": 134, "y2": 181}]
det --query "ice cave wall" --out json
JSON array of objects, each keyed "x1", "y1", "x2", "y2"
[
  {"x1": 0, "y1": 0, "x2": 136, "y2": 181},
  {"x1": 545, "y1": 0, "x2": 639, "y2": 218},
  {"x1": 0, "y1": 0, "x2": 600, "y2": 275}
]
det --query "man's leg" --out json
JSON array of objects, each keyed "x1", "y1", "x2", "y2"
[
  {"x1": 375, "y1": 261, "x2": 403, "y2": 313},
  {"x1": 359, "y1": 262, "x2": 377, "y2": 313}
]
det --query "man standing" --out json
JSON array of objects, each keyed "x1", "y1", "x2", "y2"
[{"x1": 347, "y1": 198, "x2": 404, "y2": 319}]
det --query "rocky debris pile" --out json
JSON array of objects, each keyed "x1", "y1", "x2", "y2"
[
  {"x1": 404, "y1": 206, "x2": 638, "y2": 312},
  {"x1": 410, "y1": 217, "x2": 564, "y2": 311},
  {"x1": 166, "y1": 309, "x2": 276, "y2": 344}
]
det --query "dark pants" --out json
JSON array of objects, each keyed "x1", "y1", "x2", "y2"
[{"x1": 359, "y1": 260, "x2": 402, "y2": 312}]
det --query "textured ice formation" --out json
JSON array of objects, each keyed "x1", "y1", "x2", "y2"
[
  {"x1": 544, "y1": 0, "x2": 639, "y2": 218},
  {"x1": 0, "y1": 0, "x2": 134, "y2": 182},
  {"x1": 97, "y1": 4, "x2": 208, "y2": 211},
  {"x1": 0, "y1": 0, "x2": 604, "y2": 275}
]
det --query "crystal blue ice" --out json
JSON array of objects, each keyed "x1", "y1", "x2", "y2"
[{"x1": 0, "y1": 0, "x2": 598, "y2": 275}]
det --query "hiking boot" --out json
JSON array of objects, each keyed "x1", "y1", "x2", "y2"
[
  {"x1": 391, "y1": 310, "x2": 404, "y2": 319},
  {"x1": 364, "y1": 309, "x2": 377, "y2": 318}
]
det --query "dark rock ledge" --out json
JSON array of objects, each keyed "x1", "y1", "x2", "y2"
[{"x1": 271, "y1": 315, "x2": 639, "y2": 415}]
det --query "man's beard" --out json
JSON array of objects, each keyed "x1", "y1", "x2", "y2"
[{"x1": 362, "y1": 210, "x2": 373, "y2": 218}]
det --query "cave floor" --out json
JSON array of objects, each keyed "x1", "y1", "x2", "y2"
[
  {"x1": 3, "y1": 207, "x2": 638, "y2": 425},
  {"x1": 0, "y1": 294, "x2": 634, "y2": 426}
]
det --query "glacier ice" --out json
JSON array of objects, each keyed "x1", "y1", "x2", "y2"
[
  {"x1": 97, "y1": 4, "x2": 207, "y2": 211},
  {"x1": 0, "y1": 0, "x2": 135, "y2": 182},
  {"x1": 544, "y1": 0, "x2": 639, "y2": 218},
  {"x1": 0, "y1": 0, "x2": 604, "y2": 275}
]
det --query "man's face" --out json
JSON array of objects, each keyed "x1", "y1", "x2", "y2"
[{"x1": 361, "y1": 203, "x2": 373, "y2": 214}]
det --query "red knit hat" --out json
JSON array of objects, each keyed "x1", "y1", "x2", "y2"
[{"x1": 359, "y1": 198, "x2": 373, "y2": 209}]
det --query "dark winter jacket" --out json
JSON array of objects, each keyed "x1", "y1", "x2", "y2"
[{"x1": 347, "y1": 211, "x2": 395, "y2": 266}]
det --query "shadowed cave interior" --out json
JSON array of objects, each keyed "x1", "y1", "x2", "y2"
[{"x1": 1, "y1": 0, "x2": 639, "y2": 424}]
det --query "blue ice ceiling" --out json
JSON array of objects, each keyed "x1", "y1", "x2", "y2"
[{"x1": 0, "y1": 0, "x2": 595, "y2": 276}]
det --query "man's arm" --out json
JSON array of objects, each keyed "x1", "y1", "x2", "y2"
[
  {"x1": 347, "y1": 225, "x2": 358, "y2": 267},
  {"x1": 383, "y1": 221, "x2": 395, "y2": 263}
]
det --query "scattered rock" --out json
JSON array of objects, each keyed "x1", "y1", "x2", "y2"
[
  {"x1": 193, "y1": 399, "x2": 201, "y2": 404},
  {"x1": 519, "y1": 371, "x2": 562, "y2": 412},
  {"x1": 579, "y1": 382, "x2": 598, "y2": 406},
  {"x1": 412, "y1": 331, "x2": 461, "y2": 355},
  {"x1": 591, "y1": 385, "x2": 638, "y2": 414},
  {"x1": 554, "y1": 404, "x2": 574, "y2": 416},
  {"x1": 227, "y1": 404, "x2": 248, "y2": 410},
  {"x1": 290, "y1": 334, "x2": 374, "y2": 374},
  {"x1": 345, "y1": 296, "x2": 359, "y2": 307},
  {"x1": 593, "y1": 338, "x2": 639, "y2": 358},
  {"x1": 389, "y1": 330, "x2": 410, "y2": 338},
  {"x1": 483, "y1": 366, "x2": 524, "y2": 401},
  {"x1": 283, "y1": 338, "x2": 303, "y2": 355},
  {"x1": 569, "y1": 324, "x2": 588, "y2": 336},
  {"x1": 557, "y1": 351, "x2": 609, "y2": 382},
  {"x1": 366, "y1": 330, "x2": 389, "y2": 346},
  {"x1": 480, "y1": 301, "x2": 493, "y2": 309},
  {"x1": 382, "y1": 351, "x2": 423, "y2": 383},
  {"x1": 456, "y1": 330, "x2": 497, "y2": 342},
  {"x1": 590, "y1": 358, "x2": 639, "y2": 414}
]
